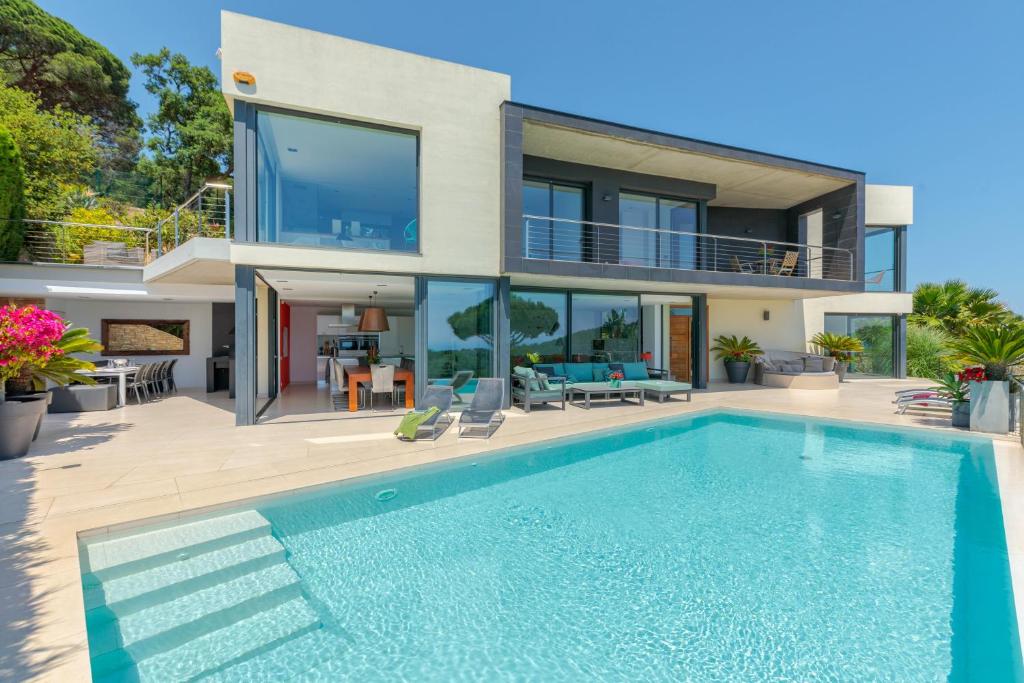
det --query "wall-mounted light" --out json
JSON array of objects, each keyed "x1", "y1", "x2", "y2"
[
  {"x1": 763, "y1": 310, "x2": 770, "y2": 321},
  {"x1": 601, "y1": 193, "x2": 612, "y2": 201},
  {"x1": 831, "y1": 210, "x2": 844, "y2": 220},
  {"x1": 233, "y1": 70, "x2": 256, "y2": 86}
]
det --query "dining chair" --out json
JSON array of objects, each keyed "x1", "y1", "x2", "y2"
[
  {"x1": 366, "y1": 364, "x2": 396, "y2": 411},
  {"x1": 126, "y1": 364, "x2": 150, "y2": 403}
]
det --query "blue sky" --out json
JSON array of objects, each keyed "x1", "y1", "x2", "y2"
[{"x1": 39, "y1": 0, "x2": 1024, "y2": 311}]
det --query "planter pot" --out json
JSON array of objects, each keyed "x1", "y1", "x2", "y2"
[
  {"x1": 835, "y1": 361, "x2": 849, "y2": 383},
  {"x1": 969, "y1": 380, "x2": 1010, "y2": 434},
  {"x1": 609, "y1": 379, "x2": 621, "y2": 388},
  {"x1": 6, "y1": 392, "x2": 50, "y2": 441},
  {"x1": 0, "y1": 396, "x2": 47, "y2": 460},
  {"x1": 952, "y1": 400, "x2": 970, "y2": 429},
  {"x1": 724, "y1": 361, "x2": 751, "y2": 384}
]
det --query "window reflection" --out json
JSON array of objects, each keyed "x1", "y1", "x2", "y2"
[
  {"x1": 256, "y1": 111, "x2": 418, "y2": 252},
  {"x1": 570, "y1": 293, "x2": 640, "y2": 362}
]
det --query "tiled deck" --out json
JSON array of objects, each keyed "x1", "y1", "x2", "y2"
[{"x1": 1, "y1": 379, "x2": 1022, "y2": 680}]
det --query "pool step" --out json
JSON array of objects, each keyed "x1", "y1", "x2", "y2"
[
  {"x1": 83, "y1": 510, "x2": 328, "y2": 682},
  {"x1": 202, "y1": 628, "x2": 348, "y2": 681},
  {"x1": 84, "y1": 535, "x2": 286, "y2": 615},
  {"x1": 82, "y1": 509, "x2": 272, "y2": 580}
]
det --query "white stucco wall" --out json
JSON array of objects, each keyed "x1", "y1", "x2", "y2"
[
  {"x1": 865, "y1": 184, "x2": 913, "y2": 226},
  {"x1": 220, "y1": 12, "x2": 511, "y2": 278},
  {"x1": 707, "y1": 292, "x2": 912, "y2": 381},
  {"x1": 45, "y1": 299, "x2": 213, "y2": 389}
]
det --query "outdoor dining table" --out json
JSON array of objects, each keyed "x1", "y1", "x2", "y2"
[
  {"x1": 346, "y1": 365, "x2": 415, "y2": 412},
  {"x1": 77, "y1": 366, "x2": 138, "y2": 407}
]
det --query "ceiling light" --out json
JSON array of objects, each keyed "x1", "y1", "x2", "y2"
[{"x1": 358, "y1": 290, "x2": 390, "y2": 332}]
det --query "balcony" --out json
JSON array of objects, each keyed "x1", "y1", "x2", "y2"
[
  {"x1": 18, "y1": 220, "x2": 155, "y2": 267},
  {"x1": 522, "y1": 215, "x2": 855, "y2": 282}
]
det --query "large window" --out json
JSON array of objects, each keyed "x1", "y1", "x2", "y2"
[
  {"x1": 256, "y1": 110, "x2": 418, "y2": 252},
  {"x1": 825, "y1": 314, "x2": 895, "y2": 376},
  {"x1": 618, "y1": 192, "x2": 698, "y2": 268},
  {"x1": 522, "y1": 180, "x2": 585, "y2": 261},
  {"x1": 570, "y1": 293, "x2": 640, "y2": 362},
  {"x1": 426, "y1": 280, "x2": 495, "y2": 395},
  {"x1": 509, "y1": 290, "x2": 568, "y2": 366},
  {"x1": 864, "y1": 227, "x2": 897, "y2": 291}
]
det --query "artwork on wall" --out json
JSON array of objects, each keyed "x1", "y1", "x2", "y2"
[{"x1": 101, "y1": 319, "x2": 190, "y2": 356}]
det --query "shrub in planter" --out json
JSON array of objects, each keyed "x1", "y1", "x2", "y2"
[
  {"x1": 711, "y1": 335, "x2": 763, "y2": 383},
  {"x1": 810, "y1": 332, "x2": 864, "y2": 382},
  {"x1": 0, "y1": 305, "x2": 100, "y2": 458},
  {"x1": 931, "y1": 371, "x2": 971, "y2": 429},
  {"x1": 949, "y1": 325, "x2": 1024, "y2": 433}
]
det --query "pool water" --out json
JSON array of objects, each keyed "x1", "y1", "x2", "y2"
[{"x1": 84, "y1": 411, "x2": 1022, "y2": 681}]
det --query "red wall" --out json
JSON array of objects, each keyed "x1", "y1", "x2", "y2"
[{"x1": 279, "y1": 302, "x2": 291, "y2": 391}]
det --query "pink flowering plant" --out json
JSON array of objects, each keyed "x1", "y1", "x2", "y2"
[{"x1": 0, "y1": 305, "x2": 100, "y2": 400}]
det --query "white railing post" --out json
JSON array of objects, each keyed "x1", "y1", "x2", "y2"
[{"x1": 225, "y1": 190, "x2": 231, "y2": 240}]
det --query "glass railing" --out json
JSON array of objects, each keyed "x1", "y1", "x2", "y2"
[{"x1": 523, "y1": 215, "x2": 856, "y2": 282}]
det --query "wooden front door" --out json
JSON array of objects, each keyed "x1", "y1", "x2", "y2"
[{"x1": 669, "y1": 305, "x2": 692, "y2": 382}]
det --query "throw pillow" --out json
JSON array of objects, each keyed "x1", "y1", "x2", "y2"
[
  {"x1": 593, "y1": 368, "x2": 609, "y2": 381},
  {"x1": 781, "y1": 361, "x2": 803, "y2": 373},
  {"x1": 513, "y1": 366, "x2": 541, "y2": 391},
  {"x1": 536, "y1": 372, "x2": 551, "y2": 390},
  {"x1": 803, "y1": 356, "x2": 824, "y2": 373}
]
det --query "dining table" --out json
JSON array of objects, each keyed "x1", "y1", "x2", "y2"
[
  {"x1": 78, "y1": 366, "x2": 139, "y2": 407},
  {"x1": 346, "y1": 365, "x2": 415, "y2": 412}
]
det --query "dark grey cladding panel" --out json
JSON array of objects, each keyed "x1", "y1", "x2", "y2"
[
  {"x1": 707, "y1": 207, "x2": 790, "y2": 243},
  {"x1": 523, "y1": 156, "x2": 716, "y2": 202}
]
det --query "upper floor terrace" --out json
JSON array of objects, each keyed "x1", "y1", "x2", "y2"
[{"x1": 502, "y1": 104, "x2": 868, "y2": 295}]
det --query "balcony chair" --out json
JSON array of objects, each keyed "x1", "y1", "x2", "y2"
[
  {"x1": 731, "y1": 255, "x2": 756, "y2": 274},
  {"x1": 771, "y1": 250, "x2": 800, "y2": 276}
]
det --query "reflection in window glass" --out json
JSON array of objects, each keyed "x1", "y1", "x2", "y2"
[
  {"x1": 256, "y1": 111, "x2": 418, "y2": 252},
  {"x1": 824, "y1": 314, "x2": 895, "y2": 376},
  {"x1": 864, "y1": 227, "x2": 896, "y2": 291},
  {"x1": 570, "y1": 293, "x2": 640, "y2": 362},
  {"x1": 427, "y1": 281, "x2": 495, "y2": 397},
  {"x1": 619, "y1": 192, "x2": 698, "y2": 268},
  {"x1": 509, "y1": 290, "x2": 567, "y2": 367},
  {"x1": 522, "y1": 180, "x2": 584, "y2": 261}
]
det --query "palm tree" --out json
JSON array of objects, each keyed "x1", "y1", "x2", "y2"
[
  {"x1": 947, "y1": 323, "x2": 1024, "y2": 381},
  {"x1": 911, "y1": 279, "x2": 1013, "y2": 337}
]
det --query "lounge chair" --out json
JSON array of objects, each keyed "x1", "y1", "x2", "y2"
[
  {"x1": 731, "y1": 255, "x2": 756, "y2": 274},
  {"x1": 394, "y1": 385, "x2": 453, "y2": 441},
  {"x1": 896, "y1": 396, "x2": 952, "y2": 415},
  {"x1": 458, "y1": 378, "x2": 505, "y2": 438},
  {"x1": 449, "y1": 369, "x2": 474, "y2": 403}
]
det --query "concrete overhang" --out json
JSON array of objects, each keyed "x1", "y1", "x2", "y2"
[
  {"x1": 0, "y1": 263, "x2": 233, "y2": 302},
  {"x1": 143, "y1": 237, "x2": 234, "y2": 285},
  {"x1": 517, "y1": 106, "x2": 862, "y2": 210}
]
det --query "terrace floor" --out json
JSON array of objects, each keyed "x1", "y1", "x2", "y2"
[{"x1": 1, "y1": 378, "x2": 1022, "y2": 681}]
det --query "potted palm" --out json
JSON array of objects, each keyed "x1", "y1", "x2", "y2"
[
  {"x1": 931, "y1": 370, "x2": 971, "y2": 429},
  {"x1": 1, "y1": 305, "x2": 100, "y2": 459},
  {"x1": 948, "y1": 324, "x2": 1024, "y2": 434},
  {"x1": 711, "y1": 335, "x2": 763, "y2": 383},
  {"x1": 810, "y1": 332, "x2": 864, "y2": 382}
]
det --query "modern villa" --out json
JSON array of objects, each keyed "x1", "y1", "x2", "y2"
[
  {"x1": 1, "y1": 11, "x2": 913, "y2": 426},
  {"x1": 7, "y1": 12, "x2": 1024, "y2": 683}
]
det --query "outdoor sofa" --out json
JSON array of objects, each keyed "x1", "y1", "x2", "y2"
[{"x1": 753, "y1": 350, "x2": 839, "y2": 390}]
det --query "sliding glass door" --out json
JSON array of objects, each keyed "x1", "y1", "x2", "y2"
[
  {"x1": 522, "y1": 180, "x2": 585, "y2": 262},
  {"x1": 425, "y1": 279, "x2": 496, "y2": 402},
  {"x1": 824, "y1": 314, "x2": 895, "y2": 376},
  {"x1": 619, "y1": 192, "x2": 698, "y2": 268},
  {"x1": 570, "y1": 293, "x2": 640, "y2": 362}
]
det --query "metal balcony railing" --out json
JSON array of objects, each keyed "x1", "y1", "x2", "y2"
[
  {"x1": 155, "y1": 183, "x2": 232, "y2": 256},
  {"x1": 14, "y1": 220, "x2": 154, "y2": 266},
  {"x1": 523, "y1": 215, "x2": 856, "y2": 282}
]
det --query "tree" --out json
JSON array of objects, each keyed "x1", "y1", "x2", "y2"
[
  {"x1": 0, "y1": 0, "x2": 140, "y2": 169},
  {"x1": 131, "y1": 49, "x2": 231, "y2": 206},
  {"x1": 911, "y1": 279, "x2": 1013, "y2": 338},
  {"x1": 0, "y1": 123, "x2": 25, "y2": 259},
  {"x1": 446, "y1": 298, "x2": 493, "y2": 346},
  {"x1": 509, "y1": 295, "x2": 561, "y2": 346},
  {"x1": 0, "y1": 83, "x2": 97, "y2": 219},
  {"x1": 906, "y1": 323, "x2": 958, "y2": 380}
]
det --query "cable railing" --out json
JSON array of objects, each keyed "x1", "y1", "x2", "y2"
[
  {"x1": 154, "y1": 183, "x2": 232, "y2": 256},
  {"x1": 523, "y1": 215, "x2": 856, "y2": 282},
  {"x1": 12, "y1": 219, "x2": 154, "y2": 266}
]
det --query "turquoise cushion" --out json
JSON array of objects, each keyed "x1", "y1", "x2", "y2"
[
  {"x1": 589, "y1": 363, "x2": 611, "y2": 381},
  {"x1": 563, "y1": 363, "x2": 594, "y2": 382},
  {"x1": 513, "y1": 366, "x2": 541, "y2": 391},
  {"x1": 534, "y1": 363, "x2": 565, "y2": 379},
  {"x1": 621, "y1": 362, "x2": 650, "y2": 381}
]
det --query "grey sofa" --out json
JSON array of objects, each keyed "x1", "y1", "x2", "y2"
[
  {"x1": 48, "y1": 384, "x2": 117, "y2": 413},
  {"x1": 754, "y1": 351, "x2": 838, "y2": 390}
]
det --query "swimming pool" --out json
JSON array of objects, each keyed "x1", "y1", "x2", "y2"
[{"x1": 82, "y1": 411, "x2": 1022, "y2": 681}]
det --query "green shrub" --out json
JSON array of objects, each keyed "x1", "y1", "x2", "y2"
[
  {"x1": 0, "y1": 125, "x2": 26, "y2": 260},
  {"x1": 906, "y1": 323, "x2": 958, "y2": 380}
]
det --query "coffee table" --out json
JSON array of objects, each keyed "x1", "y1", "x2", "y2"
[
  {"x1": 568, "y1": 381, "x2": 645, "y2": 409},
  {"x1": 634, "y1": 380, "x2": 692, "y2": 402}
]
